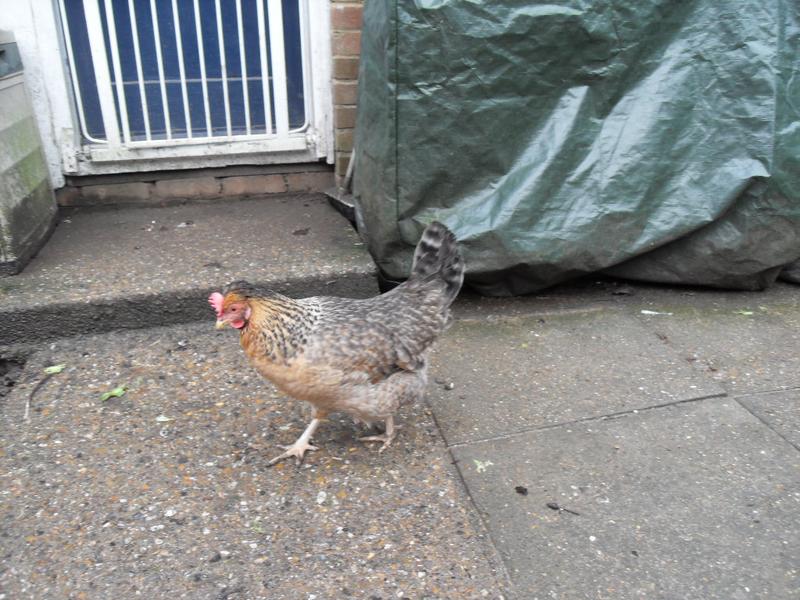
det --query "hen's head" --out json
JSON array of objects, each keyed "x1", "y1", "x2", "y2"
[{"x1": 209, "y1": 281, "x2": 255, "y2": 330}]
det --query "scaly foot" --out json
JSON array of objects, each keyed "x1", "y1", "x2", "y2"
[
  {"x1": 267, "y1": 440, "x2": 318, "y2": 466},
  {"x1": 267, "y1": 416, "x2": 324, "y2": 467},
  {"x1": 358, "y1": 417, "x2": 398, "y2": 453},
  {"x1": 358, "y1": 433, "x2": 394, "y2": 453}
]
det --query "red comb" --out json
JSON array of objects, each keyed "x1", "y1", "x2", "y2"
[{"x1": 208, "y1": 292, "x2": 224, "y2": 317}]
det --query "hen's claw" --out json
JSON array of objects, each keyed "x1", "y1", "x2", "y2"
[
  {"x1": 267, "y1": 441, "x2": 318, "y2": 466},
  {"x1": 266, "y1": 416, "x2": 324, "y2": 467},
  {"x1": 358, "y1": 433, "x2": 394, "y2": 453},
  {"x1": 358, "y1": 416, "x2": 397, "y2": 453}
]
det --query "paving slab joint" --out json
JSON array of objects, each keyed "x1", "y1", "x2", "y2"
[
  {"x1": 733, "y1": 396, "x2": 800, "y2": 453},
  {"x1": 424, "y1": 399, "x2": 519, "y2": 597},
  {"x1": 445, "y1": 392, "x2": 731, "y2": 450}
]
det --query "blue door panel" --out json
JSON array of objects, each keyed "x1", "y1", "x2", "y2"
[{"x1": 61, "y1": 0, "x2": 306, "y2": 143}]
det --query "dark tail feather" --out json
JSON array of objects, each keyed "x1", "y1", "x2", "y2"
[{"x1": 411, "y1": 221, "x2": 465, "y2": 303}]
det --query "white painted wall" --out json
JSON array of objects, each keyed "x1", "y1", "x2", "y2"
[{"x1": 0, "y1": 0, "x2": 75, "y2": 188}]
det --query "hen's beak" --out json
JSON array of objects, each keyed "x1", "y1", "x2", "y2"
[{"x1": 215, "y1": 319, "x2": 227, "y2": 330}]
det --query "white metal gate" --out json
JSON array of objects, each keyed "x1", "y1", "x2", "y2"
[{"x1": 55, "y1": 0, "x2": 330, "y2": 170}]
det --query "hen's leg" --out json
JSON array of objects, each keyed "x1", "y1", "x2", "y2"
[
  {"x1": 268, "y1": 410, "x2": 326, "y2": 466},
  {"x1": 358, "y1": 416, "x2": 397, "y2": 453}
]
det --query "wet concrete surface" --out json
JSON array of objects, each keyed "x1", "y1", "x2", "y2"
[
  {"x1": 431, "y1": 282, "x2": 800, "y2": 599},
  {"x1": 0, "y1": 323, "x2": 508, "y2": 599},
  {"x1": 738, "y1": 390, "x2": 800, "y2": 451},
  {"x1": 632, "y1": 300, "x2": 800, "y2": 395},
  {"x1": 0, "y1": 194, "x2": 376, "y2": 345},
  {"x1": 428, "y1": 309, "x2": 724, "y2": 445},
  {"x1": 451, "y1": 399, "x2": 799, "y2": 599},
  {"x1": 1, "y1": 207, "x2": 799, "y2": 600}
]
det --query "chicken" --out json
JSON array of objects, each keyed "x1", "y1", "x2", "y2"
[{"x1": 208, "y1": 221, "x2": 464, "y2": 466}]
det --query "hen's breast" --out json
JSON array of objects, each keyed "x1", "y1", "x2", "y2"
[
  {"x1": 245, "y1": 345, "x2": 427, "y2": 420},
  {"x1": 245, "y1": 349, "x2": 340, "y2": 400}
]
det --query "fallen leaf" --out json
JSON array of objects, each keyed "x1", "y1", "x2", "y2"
[
  {"x1": 473, "y1": 459, "x2": 494, "y2": 473},
  {"x1": 251, "y1": 520, "x2": 266, "y2": 534},
  {"x1": 44, "y1": 364, "x2": 66, "y2": 375},
  {"x1": 100, "y1": 386, "x2": 127, "y2": 402}
]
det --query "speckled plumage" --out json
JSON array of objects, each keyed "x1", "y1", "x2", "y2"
[{"x1": 213, "y1": 222, "x2": 464, "y2": 462}]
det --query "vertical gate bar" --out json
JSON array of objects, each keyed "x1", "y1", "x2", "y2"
[
  {"x1": 149, "y1": 0, "x2": 172, "y2": 139},
  {"x1": 294, "y1": 0, "x2": 311, "y2": 131},
  {"x1": 235, "y1": 0, "x2": 251, "y2": 135},
  {"x1": 170, "y1": 0, "x2": 193, "y2": 138},
  {"x1": 101, "y1": 0, "x2": 132, "y2": 143},
  {"x1": 59, "y1": 0, "x2": 109, "y2": 143},
  {"x1": 214, "y1": 0, "x2": 232, "y2": 137},
  {"x1": 192, "y1": 0, "x2": 213, "y2": 137},
  {"x1": 81, "y1": 0, "x2": 121, "y2": 145},
  {"x1": 127, "y1": 0, "x2": 152, "y2": 140},
  {"x1": 266, "y1": 0, "x2": 289, "y2": 135},
  {"x1": 256, "y1": 0, "x2": 273, "y2": 134}
]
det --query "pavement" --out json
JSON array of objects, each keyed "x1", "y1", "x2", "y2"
[
  {"x1": 1, "y1": 193, "x2": 798, "y2": 599},
  {"x1": 0, "y1": 194, "x2": 375, "y2": 345}
]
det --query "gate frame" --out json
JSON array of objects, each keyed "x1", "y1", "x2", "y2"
[{"x1": 49, "y1": 0, "x2": 333, "y2": 176}]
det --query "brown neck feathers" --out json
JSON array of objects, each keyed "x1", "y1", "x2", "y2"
[{"x1": 240, "y1": 295, "x2": 314, "y2": 364}]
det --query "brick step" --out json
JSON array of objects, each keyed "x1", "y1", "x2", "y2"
[{"x1": 56, "y1": 164, "x2": 334, "y2": 207}]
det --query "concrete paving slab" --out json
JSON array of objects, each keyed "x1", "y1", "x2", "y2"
[
  {"x1": 0, "y1": 323, "x2": 509, "y2": 599},
  {"x1": 451, "y1": 399, "x2": 800, "y2": 599},
  {"x1": 635, "y1": 302, "x2": 800, "y2": 394},
  {"x1": 615, "y1": 279, "x2": 800, "y2": 312},
  {"x1": 738, "y1": 390, "x2": 800, "y2": 450},
  {"x1": 0, "y1": 194, "x2": 377, "y2": 344},
  {"x1": 428, "y1": 309, "x2": 724, "y2": 445},
  {"x1": 455, "y1": 280, "x2": 800, "y2": 323}
]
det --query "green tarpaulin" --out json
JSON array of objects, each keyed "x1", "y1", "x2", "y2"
[{"x1": 352, "y1": 0, "x2": 800, "y2": 295}]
